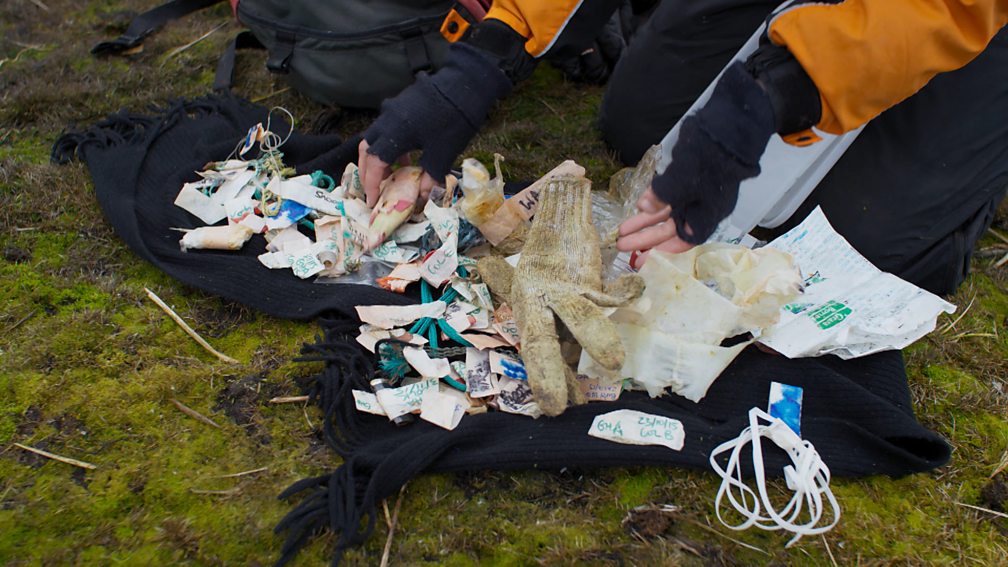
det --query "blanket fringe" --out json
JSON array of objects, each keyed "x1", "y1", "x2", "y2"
[
  {"x1": 275, "y1": 459, "x2": 380, "y2": 567},
  {"x1": 294, "y1": 316, "x2": 375, "y2": 457},
  {"x1": 51, "y1": 96, "x2": 235, "y2": 164},
  {"x1": 276, "y1": 316, "x2": 380, "y2": 566}
]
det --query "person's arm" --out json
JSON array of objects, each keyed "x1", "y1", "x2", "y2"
[
  {"x1": 359, "y1": 1, "x2": 621, "y2": 206},
  {"x1": 770, "y1": 0, "x2": 1008, "y2": 136},
  {"x1": 617, "y1": 0, "x2": 1008, "y2": 263}
]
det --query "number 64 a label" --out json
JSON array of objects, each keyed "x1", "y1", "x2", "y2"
[{"x1": 588, "y1": 410, "x2": 685, "y2": 451}]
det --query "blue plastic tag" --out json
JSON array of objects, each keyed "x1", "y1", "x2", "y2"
[{"x1": 768, "y1": 382, "x2": 803, "y2": 437}]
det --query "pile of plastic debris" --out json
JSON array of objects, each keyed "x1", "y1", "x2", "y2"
[
  {"x1": 169, "y1": 116, "x2": 818, "y2": 426},
  {"x1": 173, "y1": 113, "x2": 433, "y2": 283},
  {"x1": 171, "y1": 113, "x2": 619, "y2": 428}
]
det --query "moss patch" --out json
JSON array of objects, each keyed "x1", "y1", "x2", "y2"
[{"x1": 1, "y1": 1, "x2": 1006, "y2": 565}]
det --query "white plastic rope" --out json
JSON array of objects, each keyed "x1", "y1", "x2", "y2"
[{"x1": 709, "y1": 407, "x2": 840, "y2": 547}]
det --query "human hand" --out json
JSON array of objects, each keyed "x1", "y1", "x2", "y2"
[
  {"x1": 616, "y1": 62, "x2": 779, "y2": 267},
  {"x1": 359, "y1": 42, "x2": 512, "y2": 207},
  {"x1": 616, "y1": 186, "x2": 697, "y2": 269},
  {"x1": 357, "y1": 140, "x2": 438, "y2": 207}
]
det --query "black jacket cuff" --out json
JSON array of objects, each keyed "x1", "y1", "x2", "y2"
[{"x1": 744, "y1": 43, "x2": 822, "y2": 135}]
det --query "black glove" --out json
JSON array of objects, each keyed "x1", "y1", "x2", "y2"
[
  {"x1": 363, "y1": 42, "x2": 512, "y2": 182},
  {"x1": 652, "y1": 47, "x2": 820, "y2": 244},
  {"x1": 548, "y1": 13, "x2": 626, "y2": 85}
]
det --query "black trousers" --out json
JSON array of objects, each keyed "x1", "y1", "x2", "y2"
[{"x1": 599, "y1": 0, "x2": 1008, "y2": 296}]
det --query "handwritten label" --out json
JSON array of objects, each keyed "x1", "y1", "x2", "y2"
[
  {"x1": 495, "y1": 376, "x2": 541, "y2": 417},
  {"x1": 493, "y1": 304, "x2": 521, "y2": 346},
  {"x1": 375, "y1": 377, "x2": 439, "y2": 419},
  {"x1": 352, "y1": 390, "x2": 386, "y2": 416},
  {"x1": 588, "y1": 410, "x2": 685, "y2": 451},
  {"x1": 291, "y1": 251, "x2": 325, "y2": 279},
  {"x1": 489, "y1": 351, "x2": 527, "y2": 380},
  {"x1": 575, "y1": 375, "x2": 622, "y2": 402},
  {"x1": 465, "y1": 348, "x2": 498, "y2": 398},
  {"x1": 472, "y1": 283, "x2": 494, "y2": 311}
]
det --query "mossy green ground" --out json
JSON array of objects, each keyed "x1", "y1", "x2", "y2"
[{"x1": 2, "y1": 2, "x2": 1007, "y2": 565}]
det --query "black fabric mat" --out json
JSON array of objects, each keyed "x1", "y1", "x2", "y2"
[
  {"x1": 54, "y1": 99, "x2": 951, "y2": 566},
  {"x1": 275, "y1": 318, "x2": 950, "y2": 565},
  {"x1": 53, "y1": 95, "x2": 410, "y2": 320}
]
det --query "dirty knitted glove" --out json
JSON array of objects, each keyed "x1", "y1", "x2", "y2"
[
  {"x1": 651, "y1": 62, "x2": 777, "y2": 244},
  {"x1": 363, "y1": 42, "x2": 512, "y2": 182},
  {"x1": 477, "y1": 177, "x2": 645, "y2": 416}
]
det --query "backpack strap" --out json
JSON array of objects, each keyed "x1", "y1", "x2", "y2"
[
  {"x1": 403, "y1": 29, "x2": 434, "y2": 74},
  {"x1": 213, "y1": 30, "x2": 265, "y2": 94},
  {"x1": 91, "y1": 0, "x2": 225, "y2": 55}
]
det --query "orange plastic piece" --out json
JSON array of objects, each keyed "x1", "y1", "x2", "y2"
[{"x1": 440, "y1": 9, "x2": 471, "y2": 43}]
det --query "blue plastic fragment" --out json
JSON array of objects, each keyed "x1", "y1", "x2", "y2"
[{"x1": 768, "y1": 382, "x2": 803, "y2": 436}]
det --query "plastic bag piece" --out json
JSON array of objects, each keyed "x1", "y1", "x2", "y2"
[
  {"x1": 457, "y1": 153, "x2": 506, "y2": 229},
  {"x1": 580, "y1": 245, "x2": 801, "y2": 402},
  {"x1": 368, "y1": 166, "x2": 422, "y2": 250}
]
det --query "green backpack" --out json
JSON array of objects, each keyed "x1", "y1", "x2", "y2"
[{"x1": 92, "y1": 0, "x2": 483, "y2": 109}]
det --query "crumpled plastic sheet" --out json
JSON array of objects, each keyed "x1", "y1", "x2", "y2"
[{"x1": 579, "y1": 243, "x2": 802, "y2": 402}]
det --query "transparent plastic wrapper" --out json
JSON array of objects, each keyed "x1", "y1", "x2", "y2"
[
  {"x1": 591, "y1": 190, "x2": 624, "y2": 274},
  {"x1": 596, "y1": 144, "x2": 661, "y2": 277},
  {"x1": 314, "y1": 257, "x2": 393, "y2": 287},
  {"x1": 456, "y1": 154, "x2": 505, "y2": 229},
  {"x1": 613, "y1": 144, "x2": 662, "y2": 220}
]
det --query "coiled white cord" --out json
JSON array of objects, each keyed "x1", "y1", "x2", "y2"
[{"x1": 709, "y1": 407, "x2": 840, "y2": 547}]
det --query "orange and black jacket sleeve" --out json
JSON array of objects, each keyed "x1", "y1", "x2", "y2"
[
  {"x1": 462, "y1": 0, "x2": 1007, "y2": 136},
  {"x1": 483, "y1": 0, "x2": 621, "y2": 59},
  {"x1": 768, "y1": 0, "x2": 1008, "y2": 135}
]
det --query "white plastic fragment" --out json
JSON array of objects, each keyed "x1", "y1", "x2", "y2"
[
  {"x1": 267, "y1": 225, "x2": 312, "y2": 253},
  {"x1": 355, "y1": 301, "x2": 447, "y2": 329},
  {"x1": 419, "y1": 200, "x2": 459, "y2": 286},
  {"x1": 458, "y1": 333, "x2": 509, "y2": 350},
  {"x1": 464, "y1": 348, "x2": 498, "y2": 398},
  {"x1": 489, "y1": 351, "x2": 527, "y2": 380},
  {"x1": 402, "y1": 346, "x2": 451, "y2": 378},
  {"x1": 373, "y1": 377, "x2": 439, "y2": 420},
  {"x1": 386, "y1": 262, "x2": 422, "y2": 282},
  {"x1": 278, "y1": 175, "x2": 346, "y2": 216},
  {"x1": 175, "y1": 181, "x2": 228, "y2": 225},
  {"x1": 492, "y1": 304, "x2": 520, "y2": 346},
  {"x1": 580, "y1": 244, "x2": 800, "y2": 402},
  {"x1": 495, "y1": 376, "x2": 541, "y2": 417},
  {"x1": 352, "y1": 390, "x2": 386, "y2": 416},
  {"x1": 709, "y1": 407, "x2": 840, "y2": 547},
  {"x1": 210, "y1": 169, "x2": 256, "y2": 208},
  {"x1": 588, "y1": 410, "x2": 685, "y2": 450},
  {"x1": 179, "y1": 224, "x2": 255, "y2": 252},
  {"x1": 370, "y1": 241, "x2": 419, "y2": 264},
  {"x1": 761, "y1": 207, "x2": 957, "y2": 358},
  {"x1": 257, "y1": 250, "x2": 294, "y2": 269},
  {"x1": 391, "y1": 221, "x2": 430, "y2": 243},
  {"x1": 289, "y1": 250, "x2": 325, "y2": 279},
  {"x1": 419, "y1": 388, "x2": 468, "y2": 430}
]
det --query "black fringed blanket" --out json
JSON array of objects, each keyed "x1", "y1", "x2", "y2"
[
  {"x1": 52, "y1": 94, "x2": 409, "y2": 320},
  {"x1": 54, "y1": 97, "x2": 951, "y2": 566}
]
